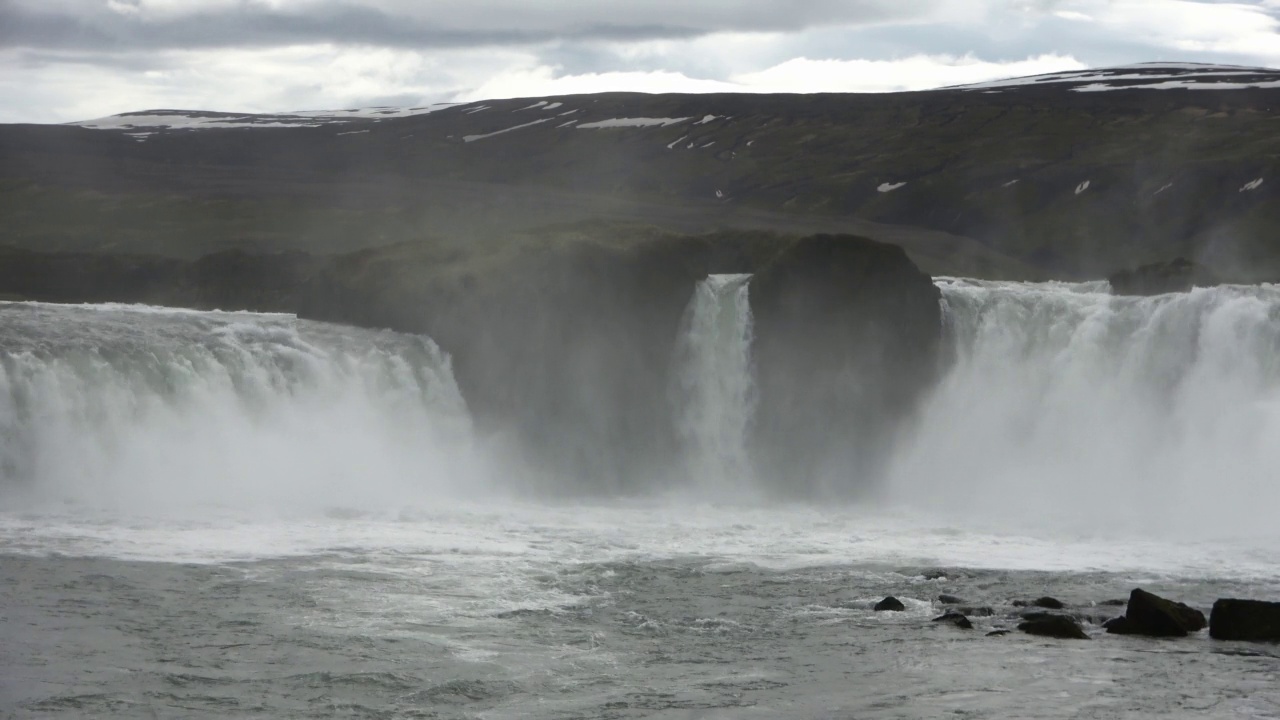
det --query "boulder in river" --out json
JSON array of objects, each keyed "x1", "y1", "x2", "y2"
[
  {"x1": 874, "y1": 596, "x2": 906, "y2": 612},
  {"x1": 1108, "y1": 589, "x2": 1206, "y2": 637},
  {"x1": 1209, "y1": 599, "x2": 1280, "y2": 642},
  {"x1": 937, "y1": 594, "x2": 964, "y2": 605},
  {"x1": 932, "y1": 611, "x2": 973, "y2": 629},
  {"x1": 1019, "y1": 615, "x2": 1089, "y2": 640},
  {"x1": 1033, "y1": 596, "x2": 1065, "y2": 609}
]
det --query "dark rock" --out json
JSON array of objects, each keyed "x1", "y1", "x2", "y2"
[
  {"x1": 1210, "y1": 599, "x2": 1280, "y2": 642},
  {"x1": 1109, "y1": 257, "x2": 1219, "y2": 296},
  {"x1": 1019, "y1": 616, "x2": 1090, "y2": 640},
  {"x1": 1104, "y1": 616, "x2": 1136, "y2": 635},
  {"x1": 1098, "y1": 599, "x2": 1128, "y2": 607},
  {"x1": 874, "y1": 597, "x2": 906, "y2": 612},
  {"x1": 986, "y1": 630, "x2": 1010, "y2": 637},
  {"x1": 301, "y1": 228, "x2": 717, "y2": 486},
  {"x1": 921, "y1": 570, "x2": 950, "y2": 580},
  {"x1": 932, "y1": 611, "x2": 973, "y2": 629},
  {"x1": 1011, "y1": 600, "x2": 1029, "y2": 607},
  {"x1": 958, "y1": 606, "x2": 995, "y2": 617},
  {"x1": 1033, "y1": 596, "x2": 1065, "y2": 610},
  {"x1": 1018, "y1": 611, "x2": 1058, "y2": 623},
  {"x1": 1119, "y1": 589, "x2": 1207, "y2": 637},
  {"x1": 749, "y1": 233, "x2": 942, "y2": 493},
  {"x1": 937, "y1": 594, "x2": 964, "y2": 605}
]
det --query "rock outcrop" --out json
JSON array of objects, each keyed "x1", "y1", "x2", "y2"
[
  {"x1": 749, "y1": 234, "x2": 941, "y2": 493},
  {"x1": 1209, "y1": 599, "x2": 1280, "y2": 641},
  {"x1": 1106, "y1": 589, "x2": 1206, "y2": 637},
  {"x1": 933, "y1": 611, "x2": 973, "y2": 629},
  {"x1": 301, "y1": 228, "x2": 943, "y2": 492},
  {"x1": 1019, "y1": 615, "x2": 1089, "y2": 640},
  {"x1": 874, "y1": 597, "x2": 906, "y2": 612}
]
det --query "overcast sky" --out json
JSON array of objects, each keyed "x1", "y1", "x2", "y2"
[{"x1": 2, "y1": 0, "x2": 1280, "y2": 123}]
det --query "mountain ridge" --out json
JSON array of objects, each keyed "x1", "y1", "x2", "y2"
[{"x1": 4, "y1": 61, "x2": 1280, "y2": 280}]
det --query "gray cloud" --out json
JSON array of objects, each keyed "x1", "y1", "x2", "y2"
[{"x1": 0, "y1": 0, "x2": 934, "y2": 52}]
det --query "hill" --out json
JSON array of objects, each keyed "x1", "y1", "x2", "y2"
[{"x1": 2, "y1": 62, "x2": 1280, "y2": 279}]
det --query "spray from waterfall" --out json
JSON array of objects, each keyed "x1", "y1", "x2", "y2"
[
  {"x1": 888, "y1": 279, "x2": 1280, "y2": 539},
  {"x1": 0, "y1": 302, "x2": 480, "y2": 514},
  {"x1": 673, "y1": 274, "x2": 756, "y2": 493}
]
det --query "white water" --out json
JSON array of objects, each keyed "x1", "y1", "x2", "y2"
[
  {"x1": 3, "y1": 282, "x2": 1280, "y2": 575},
  {"x1": 889, "y1": 279, "x2": 1280, "y2": 540},
  {"x1": 0, "y1": 302, "x2": 480, "y2": 514},
  {"x1": 673, "y1": 274, "x2": 756, "y2": 493}
]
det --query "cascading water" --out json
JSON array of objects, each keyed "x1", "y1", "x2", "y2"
[
  {"x1": 888, "y1": 278, "x2": 1280, "y2": 538},
  {"x1": 0, "y1": 302, "x2": 478, "y2": 513},
  {"x1": 673, "y1": 274, "x2": 757, "y2": 492}
]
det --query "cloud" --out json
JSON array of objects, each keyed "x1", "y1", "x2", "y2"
[
  {"x1": 1055, "y1": 0, "x2": 1280, "y2": 61},
  {"x1": 453, "y1": 53, "x2": 1086, "y2": 100},
  {"x1": 0, "y1": 0, "x2": 940, "y2": 52},
  {"x1": 2, "y1": 0, "x2": 1280, "y2": 123},
  {"x1": 729, "y1": 54, "x2": 1085, "y2": 92}
]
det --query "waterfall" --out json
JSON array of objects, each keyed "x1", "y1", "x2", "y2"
[
  {"x1": 888, "y1": 279, "x2": 1280, "y2": 537},
  {"x1": 674, "y1": 274, "x2": 756, "y2": 492},
  {"x1": 0, "y1": 302, "x2": 478, "y2": 513}
]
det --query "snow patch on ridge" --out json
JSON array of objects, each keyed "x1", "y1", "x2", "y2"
[
  {"x1": 576, "y1": 117, "x2": 691, "y2": 129},
  {"x1": 954, "y1": 62, "x2": 1280, "y2": 92}
]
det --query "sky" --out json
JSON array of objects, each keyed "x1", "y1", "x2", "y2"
[{"x1": 2, "y1": 0, "x2": 1280, "y2": 123}]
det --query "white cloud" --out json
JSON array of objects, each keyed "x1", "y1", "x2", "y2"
[
  {"x1": 1060, "y1": 0, "x2": 1280, "y2": 61},
  {"x1": 454, "y1": 66, "x2": 740, "y2": 101},
  {"x1": 729, "y1": 53, "x2": 1085, "y2": 92},
  {"x1": 452, "y1": 53, "x2": 1085, "y2": 101},
  {"x1": 1053, "y1": 10, "x2": 1093, "y2": 22}
]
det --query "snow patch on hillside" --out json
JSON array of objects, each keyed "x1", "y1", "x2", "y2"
[
  {"x1": 576, "y1": 117, "x2": 691, "y2": 129},
  {"x1": 72, "y1": 105, "x2": 445, "y2": 131},
  {"x1": 463, "y1": 118, "x2": 550, "y2": 142}
]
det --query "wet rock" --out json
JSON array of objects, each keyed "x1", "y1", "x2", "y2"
[
  {"x1": 937, "y1": 594, "x2": 964, "y2": 605},
  {"x1": 1018, "y1": 611, "x2": 1058, "y2": 622},
  {"x1": 932, "y1": 611, "x2": 973, "y2": 629},
  {"x1": 1098, "y1": 599, "x2": 1128, "y2": 607},
  {"x1": 986, "y1": 629, "x2": 1010, "y2": 637},
  {"x1": 874, "y1": 596, "x2": 906, "y2": 612},
  {"x1": 1033, "y1": 596, "x2": 1065, "y2": 609},
  {"x1": 750, "y1": 233, "x2": 942, "y2": 491},
  {"x1": 958, "y1": 606, "x2": 995, "y2": 617},
  {"x1": 1210, "y1": 599, "x2": 1280, "y2": 642},
  {"x1": 1103, "y1": 616, "x2": 1136, "y2": 634},
  {"x1": 1113, "y1": 589, "x2": 1206, "y2": 637},
  {"x1": 1019, "y1": 615, "x2": 1090, "y2": 640}
]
